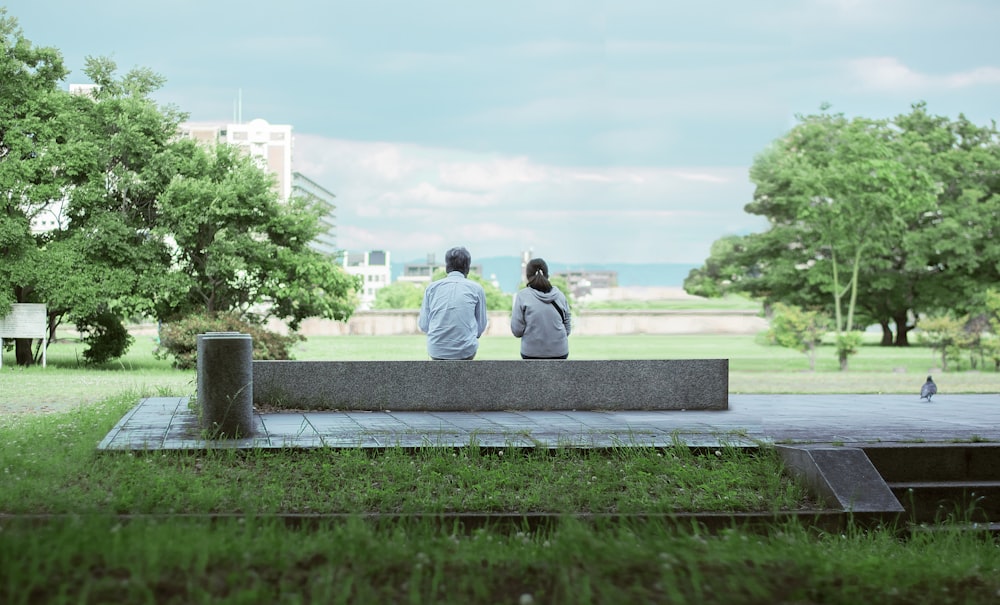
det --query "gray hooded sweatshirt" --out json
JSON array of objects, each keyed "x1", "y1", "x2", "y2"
[{"x1": 510, "y1": 286, "x2": 571, "y2": 358}]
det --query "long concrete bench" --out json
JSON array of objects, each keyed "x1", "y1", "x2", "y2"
[{"x1": 251, "y1": 359, "x2": 729, "y2": 412}]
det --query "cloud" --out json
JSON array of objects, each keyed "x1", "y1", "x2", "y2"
[
  {"x1": 374, "y1": 51, "x2": 469, "y2": 72},
  {"x1": 847, "y1": 57, "x2": 1000, "y2": 91},
  {"x1": 292, "y1": 134, "x2": 764, "y2": 264},
  {"x1": 438, "y1": 157, "x2": 547, "y2": 191}
]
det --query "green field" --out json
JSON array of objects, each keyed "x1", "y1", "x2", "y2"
[
  {"x1": 2, "y1": 333, "x2": 1000, "y2": 603},
  {"x1": 3, "y1": 332, "x2": 997, "y2": 413}
]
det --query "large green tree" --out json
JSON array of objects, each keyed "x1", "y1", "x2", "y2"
[
  {"x1": 373, "y1": 281, "x2": 425, "y2": 309},
  {"x1": 1, "y1": 11, "x2": 69, "y2": 364},
  {"x1": 1, "y1": 11, "x2": 359, "y2": 364},
  {"x1": 154, "y1": 140, "x2": 360, "y2": 330},
  {"x1": 1, "y1": 14, "x2": 174, "y2": 365},
  {"x1": 687, "y1": 104, "x2": 999, "y2": 359}
]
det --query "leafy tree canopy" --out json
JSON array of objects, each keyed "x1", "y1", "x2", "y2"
[
  {"x1": 373, "y1": 281, "x2": 426, "y2": 310},
  {"x1": 154, "y1": 140, "x2": 360, "y2": 331},
  {"x1": 1, "y1": 11, "x2": 359, "y2": 363},
  {"x1": 687, "y1": 103, "x2": 1000, "y2": 352}
]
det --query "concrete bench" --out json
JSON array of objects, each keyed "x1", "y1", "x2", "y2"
[{"x1": 251, "y1": 359, "x2": 729, "y2": 412}]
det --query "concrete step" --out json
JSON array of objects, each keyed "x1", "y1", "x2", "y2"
[
  {"x1": 862, "y1": 444, "x2": 1000, "y2": 483},
  {"x1": 888, "y1": 481, "x2": 1000, "y2": 524}
]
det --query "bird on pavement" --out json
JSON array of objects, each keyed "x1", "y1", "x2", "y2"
[{"x1": 920, "y1": 376, "x2": 937, "y2": 401}]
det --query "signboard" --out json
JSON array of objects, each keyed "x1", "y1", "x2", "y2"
[{"x1": 0, "y1": 303, "x2": 48, "y2": 368}]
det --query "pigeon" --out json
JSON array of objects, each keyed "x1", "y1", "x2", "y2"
[{"x1": 920, "y1": 376, "x2": 937, "y2": 401}]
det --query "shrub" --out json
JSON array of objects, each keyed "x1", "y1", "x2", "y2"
[
  {"x1": 155, "y1": 312, "x2": 303, "y2": 370},
  {"x1": 918, "y1": 314, "x2": 975, "y2": 372},
  {"x1": 75, "y1": 309, "x2": 135, "y2": 365},
  {"x1": 766, "y1": 302, "x2": 831, "y2": 371}
]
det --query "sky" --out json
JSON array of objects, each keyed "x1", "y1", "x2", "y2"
[{"x1": 7, "y1": 0, "x2": 1000, "y2": 265}]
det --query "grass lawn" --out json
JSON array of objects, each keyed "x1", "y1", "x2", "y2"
[
  {"x1": 2, "y1": 333, "x2": 999, "y2": 603},
  {"x1": 4, "y1": 333, "x2": 999, "y2": 411},
  {"x1": 0, "y1": 394, "x2": 812, "y2": 516},
  {"x1": 3, "y1": 516, "x2": 999, "y2": 605}
]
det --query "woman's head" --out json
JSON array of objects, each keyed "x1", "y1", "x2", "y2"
[{"x1": 525, "y1": 258, "x2": 552, "y2": 293}]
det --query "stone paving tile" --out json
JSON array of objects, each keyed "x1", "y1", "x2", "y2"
[
  {"x1": 259, "y1": 414, "x2": 319, "y2": 438},
  {"x1": 95, "y1": 393, "x2": 1000, "y2": 452},
  {"x1": 269, "y1": 436, "x2": 326, "y2": 448}
]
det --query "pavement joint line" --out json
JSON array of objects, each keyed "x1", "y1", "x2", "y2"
[{"x1": 95, "y1": 394, "x2": 1000, "y2": 452}]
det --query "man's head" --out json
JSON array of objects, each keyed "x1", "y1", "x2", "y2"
[{"x1": 445, "y1": 247, "x2": 472, "y2": 277}]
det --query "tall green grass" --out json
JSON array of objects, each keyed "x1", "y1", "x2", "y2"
[
  {"x1": 2, "y1": 337, "x2": 999, "y2": 603},
  {"x1": 0, "y1": 393, "x2": 810, "y2": 515},
  {"x1": 2, "y1": 517, "x2": 998, "y2": 605}
]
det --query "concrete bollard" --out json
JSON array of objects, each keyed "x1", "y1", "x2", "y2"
[{"x1": 197, "y1": 332, "x2": 254, "y2": 438}]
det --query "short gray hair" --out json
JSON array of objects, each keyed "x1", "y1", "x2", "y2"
[{"x1": 445, "y1": 247, "x2": 471, "y2": 276}]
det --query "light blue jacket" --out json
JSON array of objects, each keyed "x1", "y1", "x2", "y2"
[{"x1": 418, "y1": 272, "x2": 488, "y2": 359}]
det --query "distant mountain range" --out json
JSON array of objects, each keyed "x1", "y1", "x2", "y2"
[{"x1": 392, "y1": 256, "x2": 699, "y2": 293}]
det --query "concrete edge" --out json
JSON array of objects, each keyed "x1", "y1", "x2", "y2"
[
  {"x1": 252, "y1": 358, "x2": 729, "y2": 412},
  {"x1": 777, "y1": 445, "x2": 905, "y2": 515}
]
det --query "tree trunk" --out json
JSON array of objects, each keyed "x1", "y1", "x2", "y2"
[
  {"x1": 893, "y1": 312, "x2": 911, "y2": 346},
  {"x1": 14, "y1": 338, "x2": 35, "y2": 366},
  {"x1": 879, "y1": 320, "x2": 893, "y2": 346}
]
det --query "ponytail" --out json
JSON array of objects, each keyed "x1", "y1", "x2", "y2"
[{"x1": 525, "y1": 259, "x2": 552, "y2": 293}]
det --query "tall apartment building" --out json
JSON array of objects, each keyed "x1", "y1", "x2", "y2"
[
  {"x1": 178, "y1": 118, "x2": 337, "y2": 254},
  {"x1": 179, "y1": 118, "x2": 293, "y2": 202},
  {"x1": 291, "y1": 172, "x2": 337, "y2": 256},
  {"x1": 341, "y1": 250, "x2": 391, "y2": 310},
  {"x1": 34, "y1": 91, "x2": 339, "y2": 257}
]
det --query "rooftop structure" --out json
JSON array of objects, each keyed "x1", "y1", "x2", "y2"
[
  {"x1": 341, "y1": 250, "x2": 391, "y2": 310},
  {"x1": 399, "y1": 254, "x2": 483, "y2": 284}
]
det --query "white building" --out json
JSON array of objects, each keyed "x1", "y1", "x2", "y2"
[
  {"x1": 179, "y1": 118, "x2": 293, "y2": 202},
  {"x1": 341, "y1": 250, "x2": 391, "y2": 310},
  {"x1": 179, "y1": 118, "x2": 337, "y2": 256}
]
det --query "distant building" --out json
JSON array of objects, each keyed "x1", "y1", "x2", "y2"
[
  {"x1": 291, "y1": 172, "x2": 337, "y2": 255},
  {"x1": 178, "y1": 118, "x2": 337, "y2": 256},
  {"x1": 399, "y1": 253, "x2": 483, "y2": 284},
  {"x1": 341, "y1": 250, "x2": 391, "y2": 310},
  {"x1": 554, "y1": 269, "x2": 618, "y2": 299},
  {"x1": 68, "y1": 83, "x2": 99, "y2": 98},
  {"x1": 28, "y1": 84, "x2": 99, "y2": 233},
  {"x1": 179, "y1": 118, "x2": 293, "y2": 202}
]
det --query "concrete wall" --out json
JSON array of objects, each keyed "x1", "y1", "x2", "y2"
[
  {"x1": 253, "y1": 358, "x2": 730, "y2": 411},
  {"x1": 283, "y1": 310, "x2": 767, "y2": 337}
]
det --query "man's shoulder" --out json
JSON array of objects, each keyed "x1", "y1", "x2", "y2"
[{"x1": 469, "y1": 280, "x2": 487, "y2": 296}]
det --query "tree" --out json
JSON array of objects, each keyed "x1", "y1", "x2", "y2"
[
  {"x1": 373, "y1": 281, "x2": 425, "y2": 309},
  {"x1": 918, "y1": 315, "x2": 973, "y2": 372},
  {"x1": 982, "y1": 289, "x2": 1000, "y2": 371},
  {"x1": 0, "y1": 11, "x2": 69, "y2": 364},
  {"x1": 767, "y1": 302, "x2": 831, "y2": 371},
  {"x1": 428, "y1": 269, "x2": 512, "y2": 311},
  {"x1": 687, "y1": 104, "x2": 999, "y2": 364},
  {"x1": 1, "y1": 11, "x2": 360, "y2": 364},
  {"x1": 683, "y1": 235, "x2": 749, "y2": 299},
  {"x1": 0, "y1": 16, "x2": 171, "y2": 365},
  {"x1": 153, "y1": 140, "x2": 360, "y2": 330},
  {"x1": 751, "y1": 111, "x2": 937, "y2": 369}
]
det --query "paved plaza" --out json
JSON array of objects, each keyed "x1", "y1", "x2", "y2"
[{"x1": 98, "y1": 394, "x2": 1000, "y2": 451}]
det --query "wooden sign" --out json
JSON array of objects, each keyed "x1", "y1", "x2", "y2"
[{"x1": 0, "y1": 303, "x2": 48, "y2": 368}]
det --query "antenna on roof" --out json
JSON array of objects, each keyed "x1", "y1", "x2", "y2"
[{"x1": 238, "y1": 88, "x2": 243, "y2": 124}]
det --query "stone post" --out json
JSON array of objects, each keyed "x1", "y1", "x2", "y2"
[{"x1": 197, "y1": 332, "x2": 254, "y2": 438}]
